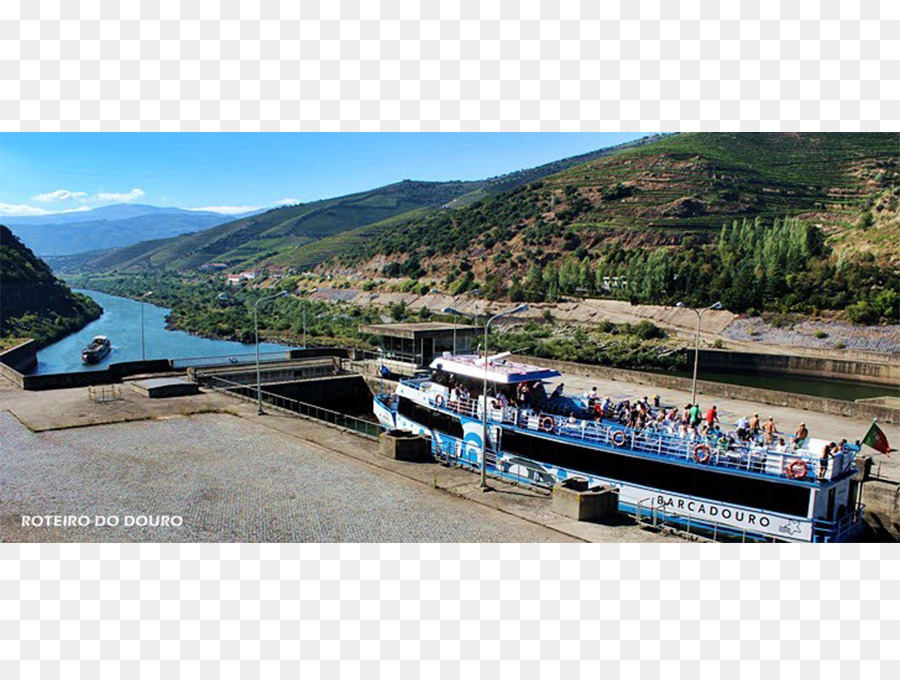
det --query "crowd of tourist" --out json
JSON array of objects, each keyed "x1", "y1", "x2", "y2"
[{"x1": 432, "y1": 370, "x2": 849, "y2": 477}]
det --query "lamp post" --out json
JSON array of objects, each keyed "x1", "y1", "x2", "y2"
[
  {"x1": 676, "y1": 301, "x2": 723, "y2": 404},
  {"x1": 254, "y1": 290, "x2": 289, "y2": 415},
  {"x1": 302, "y1": 287, "x2": 318, "y2": 349},
  {"x1": 479, "y1": 304, "x2": 529, "y2": 490},
  {"x1": 140, "y1": 291, "x2": 153, "y2": 361},
  {"x1": 442, "y1": 306, "x2": 478, "y2": 354}
]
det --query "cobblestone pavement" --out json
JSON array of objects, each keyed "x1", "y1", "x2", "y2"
[{"x1": 0, "y1": 411, "x2": 574, "y2": 543}]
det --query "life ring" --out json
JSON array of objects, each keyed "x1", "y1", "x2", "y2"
[
  {"x1": 540, "y1": 416, "x2": 555, "y2": 433},
  {"x1": 786, "y1": 459, "x2": 807, "y2": 479},
  {"x1": 693, "y1": 443, "x2": 711, "y2": 463},
  {"x1": 611, "y1": 430, "x2": 627, "y2": 447},
  {"x1": 434, "y1": 394, "x2": 445, "y2": 408}
]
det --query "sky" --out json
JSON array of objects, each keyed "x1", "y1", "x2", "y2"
[{"x1": 0, "y1": 133, "x2": 648, "y2": 217}]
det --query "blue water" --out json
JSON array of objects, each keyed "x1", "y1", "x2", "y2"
[{"x1": 34, "y1": 289, "x2": 290, "y2": 374}]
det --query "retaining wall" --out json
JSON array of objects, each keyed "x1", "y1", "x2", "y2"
[
  {"x1": 0, "y1": 339, "x2": 38, "y2": 385},
  {"x1": 697, "y1": 349, "x2": 899, "y2": 386},
  {"x1": 510, "y1": 354, "x2": 900, "y2": 425}
]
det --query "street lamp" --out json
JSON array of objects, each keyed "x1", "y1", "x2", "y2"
[
  {"x1": 676, "y1": 301, "x2": 723, "y2": 404},
  {"x1": 254, "y1": 290, "x2": 289, "y2": 415},
  {"x1": 302, "y1": 287, "x2": 318, "y2": 349},
  {"x1": 140, "y1": 291, "x2": 153, "y2": 361},
  {"x1": 479, "y1": 304, "x2": 529, "y2": 490},
  {"x1": 442, "y1": 306, "x2": 478, "y2": 354}
]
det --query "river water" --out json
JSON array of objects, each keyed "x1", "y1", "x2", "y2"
[{"x1": 33, "y1": 290, "x2": 289, "y2": 374}]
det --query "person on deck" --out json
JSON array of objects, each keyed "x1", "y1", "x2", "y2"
[
  {"x1": 818, "y1": 442, "x2": 836, "y2": 479},
  {"x1": 749, "y1": 413, "x2": 761, "y2": 437},
  {"x1": 706, "y1": 405, "x2": 720, "y2": 428},
  {"x1": 762, "y1": 416, "x2": 777, "y2": 445},
  {"x1": 689, "y1": 403, "x2": 702, "y2": 429},
  {"x1": 794, "y1": 422, "x2": 809, "y2": 449},
  {"x1": 735, "y1": 415, "x2": 750, "y2": 441}
]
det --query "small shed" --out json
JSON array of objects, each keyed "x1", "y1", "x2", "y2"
[{"x1": 360, "y1": 322, "x2": 480, "y2": 367}]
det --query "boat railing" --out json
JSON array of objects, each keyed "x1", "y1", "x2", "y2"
[{"x1": 398, "y1": 379, "x2": 855, "y2": 484}]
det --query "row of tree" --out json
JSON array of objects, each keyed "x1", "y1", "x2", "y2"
[{"x1": 476, "y1": 218, "x2": 896, "y2": 322}]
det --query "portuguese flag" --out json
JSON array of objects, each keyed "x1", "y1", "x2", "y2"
[{"x1": 862, "y1": 421, "x2": 891, "y2": 456}]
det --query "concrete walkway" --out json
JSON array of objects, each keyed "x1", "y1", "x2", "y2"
[{"x1": 0, "y1": 376, "x2": 677, "y2": 543}]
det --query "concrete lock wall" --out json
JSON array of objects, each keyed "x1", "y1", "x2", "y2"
[
  {"x1": 231, "y1": 374, "x2": 373, "y2": 416},
  {"x1": 697, "y1": 349, "x2": 899, "y2": 387},
  {"x1": 0, "y1": 339, "x2": 38, "y2": 376},
  {"x1": 20, "y1": 359, "x2": 174, "y2": 391},
  {"x1": 509, "y1": 354, "x2": 900, "y2": 425}
]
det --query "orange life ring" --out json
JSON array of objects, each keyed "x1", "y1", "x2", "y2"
[
  {"x1": 540, "y1": 416, "x2": 555, "y2": 432},
  {"x1": 611, "y1": 430, "x2": 627, "y2": 447},
  {"x1": 786, "y1": 459, "x2": 807, "y2": 479},
  {"x1": 693, "y1": 443, "x2": 711, "y2": 464},
  {"x1": 434, "y1": 394, "x2": 445, "y2": 408}
]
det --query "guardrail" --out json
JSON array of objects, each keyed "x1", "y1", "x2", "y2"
[
  {"x1": 173, "y1": 351, "x2": 293, "y2": 369},
  {"x1": 200, "y1": 374, "x2": 381, "y2": 440}
]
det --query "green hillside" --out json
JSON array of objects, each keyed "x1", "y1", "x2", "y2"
[
  {"x1": 359, "y1": 132, "x2": 898, "y2": 265},
  {"x1": 342, "y1": 133, "x2": 897, "y2": 321},
  {"x1": 0, "y1": 225, "x2": 102, "y2": 346}
]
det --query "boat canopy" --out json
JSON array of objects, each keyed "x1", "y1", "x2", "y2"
[{"x1": 429, "y1": 353, "x2": 561, "y2": 384}]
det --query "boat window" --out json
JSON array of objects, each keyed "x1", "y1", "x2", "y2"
[
  {"x1": 501, "y1": 428, "x2": 811, "y2": 517},
  {"x1": 397, "y1": 397, "x2": 465, "y2": 439}
]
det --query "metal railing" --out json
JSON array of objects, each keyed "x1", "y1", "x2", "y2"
[
  {"x1": 173, "y1": 350, "x2": 294, "y2": 369},
  {"x1": 87, "y1": 384, "x2": 122, "y2": 403},
  {"x1": 192, "y1": 356, "x2": 344, "y2": 386},
  {"x1": 200, "y1": 374, "x2": 381, "y2": 439},
  {"x1": 399, "y1": 378, "x2": 857, "y2": 484}
]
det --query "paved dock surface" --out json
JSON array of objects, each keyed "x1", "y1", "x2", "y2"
[{"x1": 0, "y1": 410, "x2": 574, "y2": 543}]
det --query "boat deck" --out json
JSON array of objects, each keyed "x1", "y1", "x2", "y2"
[{"x1": 390, "y1": 378, "x2": 859, "y2": 486}]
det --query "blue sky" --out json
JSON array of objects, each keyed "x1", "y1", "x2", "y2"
[{"x1": 0, "y1": 132, "x2": 648, "y2": 217}]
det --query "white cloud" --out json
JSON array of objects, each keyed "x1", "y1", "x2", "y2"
[
  {"x1": 0, "y1": 202, "x2": 51, "y2": 216},
  {"x1": 188, "y1": 206, "x2": 261, "y2": 215},
  {"x1": 0, "y1": 203, "x2": 92, "y2": 217},
  {"x1": 33, "y1": 189, "x2": 88, "y2": 203},
  {"x1": 95, "y1": 187, "x2": 145, "y2": 202},
  {"x1": 276, "y1": 197, "x2": 300, "y2": 205}
]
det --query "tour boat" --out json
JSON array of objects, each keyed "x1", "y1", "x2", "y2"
[
  {"x1": 81, "y1": 335, "x2": 111, "y2": 364},
  {"x1": 373, "y1": 352, "x2": 865, "y2": 543}
]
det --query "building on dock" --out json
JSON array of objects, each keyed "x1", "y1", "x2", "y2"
[{"x1": 360, "y1": 322, "x2": 480, "y2": 367}]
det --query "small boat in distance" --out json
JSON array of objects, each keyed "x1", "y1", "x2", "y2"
[{"x1": 81, "y1": 335, "x2": 111, "y2": 364}]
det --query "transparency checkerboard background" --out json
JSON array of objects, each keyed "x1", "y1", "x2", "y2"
[{"x1": 1, "y1": 0, "x2": 899, "y2": 676}]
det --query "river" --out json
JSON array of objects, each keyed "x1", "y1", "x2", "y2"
[{"x1": 33, "y1": 290, "x2": 290, "y2": 375}]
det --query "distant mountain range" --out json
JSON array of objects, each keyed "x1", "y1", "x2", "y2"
[
  {"x1": 45, "y1": 134, "x2": 668, "y2": 274},
  {"x1": 3, "y1": 204, "x2": 265, "y2": 256}
]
